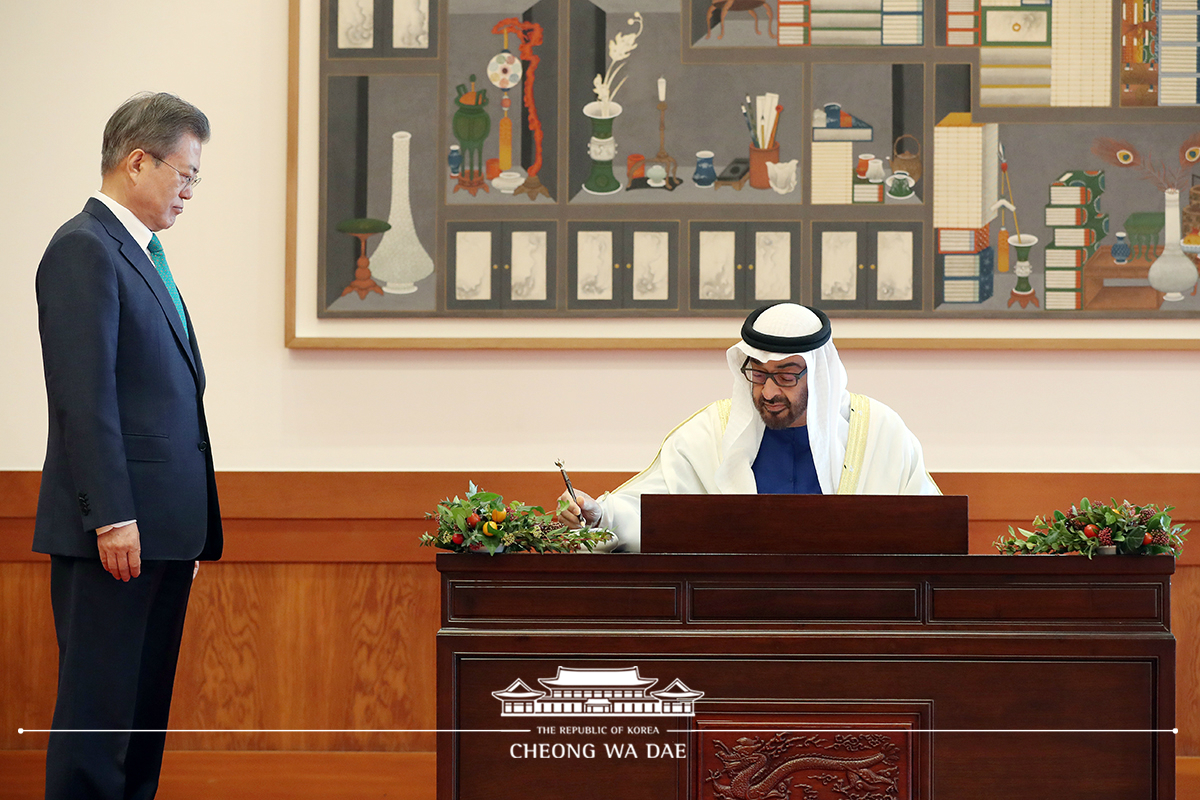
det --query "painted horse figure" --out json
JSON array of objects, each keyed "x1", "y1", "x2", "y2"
[{"x1": 705, "y1": 0, "x2": 776, "y2": 40}]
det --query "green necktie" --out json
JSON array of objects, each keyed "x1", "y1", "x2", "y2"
[{"x1": 147, "y1": 234, "x2": 188, "y2": 336}]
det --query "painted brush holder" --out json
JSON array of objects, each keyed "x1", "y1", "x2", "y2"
[{"x1": 749, "y1": 143, "x2": 780, "y2": 190}]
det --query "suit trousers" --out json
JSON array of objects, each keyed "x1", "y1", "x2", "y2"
[{"x1": 45, "y1": 557, "x2": 194, "y2": 800}]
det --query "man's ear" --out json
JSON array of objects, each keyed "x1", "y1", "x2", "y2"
[{"x1": 125, "y1": 149, "x2": 150, "y2": 179}]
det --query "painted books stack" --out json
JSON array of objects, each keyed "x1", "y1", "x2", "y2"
[
  {"x1": 852, "y1": 176, "x2": 884, "y2": 203},
  {"x1": 1185, "y1": 183, "x2": 1200, "y2": 238},
  {"x1": 945, "y1": 0, "x2": 979, "y2": 46},
  {"x1": 937, "y1": 227, "x2": 994, "y2": 304},
  {"x1": 777, "y1": 0, "x2": 811, "y2": 45},
  {"x1": 1044, "y1": 169, "x2": 1107, "y2": 310},
  {"x1": 1159, "y1": 0, "x2": 1200, "y2": 106},
  {"x1": 975, "y1": 0, "x2": 1109, "y2": 107},
  {"x1": 933, "y1": 113, "x2": 999, "y2": 230},
  {"x1": 810, "y1": 142, "x2": 854, "y2": 204},
  {"x1": 1119, "y1": 0, "x2": 1157, "y2": 106},
  {"x1": 1050, "y1": 0, "x2": 1112, "y2": 107},
  {"x1": 881, "y1": 0, "x2": 923, "y2": 45},
  {"x1": 933, "y1": 112, "x2": 999, "y2": 304},
  {"x1": 979, "y1": 4, "x2": 1051, "y2": 107},
  {"x1": 802, "y1": 0, "x2": 923, "y2": 46},
  {"x1": 811, "y1": 105, "x2": 872, "y2": 141}
]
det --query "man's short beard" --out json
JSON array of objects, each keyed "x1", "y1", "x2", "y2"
[{"x1": 755, "y1": 394, "x2": 806, "y2": 429}]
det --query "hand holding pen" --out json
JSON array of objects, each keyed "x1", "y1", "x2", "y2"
[{"x1": 555, "y1": 459, "x2": 599, "y2": 528}]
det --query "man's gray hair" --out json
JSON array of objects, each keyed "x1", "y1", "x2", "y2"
[{"x1": 101, "y1": 92, "x2": 211, "y2": 175}]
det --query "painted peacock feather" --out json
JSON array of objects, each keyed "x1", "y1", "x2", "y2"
[{"x1": 1091, "y1": 132, "x2": 1200, "y2": 191}]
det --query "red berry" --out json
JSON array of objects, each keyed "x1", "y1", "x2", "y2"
[
  {"x1": 1142, "y1": 533, "x2": 1154, "y2": 546},
  {"x1": 451, "y1": 533, "x2": 464, "y2": 545},
  {"x1": 1083, "y1": 524, "x2": 1099, "y2": 539},
  {"x1": 466, "y1": 513, "x2": 481, "y2": 528}
]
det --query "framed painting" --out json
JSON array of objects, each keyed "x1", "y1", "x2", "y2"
[{"x1": 286, "y1": 0, "x2": 1200, "y2": 350}]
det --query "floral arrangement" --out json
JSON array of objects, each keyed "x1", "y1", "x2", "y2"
[
  {"x1": 994, "y1": 497, "x2": 1188, "y2": 558},
  {"x1": 592, "y1": 12, "x2": 643, "y2": 116},
  {"x1": 420, "y1": 482, "x2": 614, "y2": 555}
]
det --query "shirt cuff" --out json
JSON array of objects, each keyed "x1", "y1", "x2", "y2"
[{"x1": 97, "y1": 519, "x2": 136, "y2": 535}]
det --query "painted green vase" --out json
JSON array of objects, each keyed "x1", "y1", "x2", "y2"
[
  {"x1": 1008, "y1": 234, "x2": 1038, "y2": 295},
  {"x1": 582, "y1": 101, "x2": 622, "y2": 195}
]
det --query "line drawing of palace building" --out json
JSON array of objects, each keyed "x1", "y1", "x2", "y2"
[{"x1": 492, "y1": 667, "x2": 705, "y2": 717}]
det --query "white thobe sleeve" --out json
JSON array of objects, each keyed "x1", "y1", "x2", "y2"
[
  {"x1": 592, "y1": 403, "x2": 726, "y2": 553},
  {"x1": 592, "y1": 466, "x2": 669, "y2": 553},
  {"x1": 858, "y1": 398, "x2": 941, "y2": 496}
]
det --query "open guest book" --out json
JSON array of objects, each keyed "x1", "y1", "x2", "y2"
[{"x1": 640, "y1": 493, "x2": 969, "y2": 554}]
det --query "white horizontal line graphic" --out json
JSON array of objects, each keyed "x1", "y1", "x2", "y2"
[
  {"x1": 19, "y1": 728, "x2": 529, "y2": 734},
  {"x1": 20, "y1": 727, "x2": 1177, "y2": 735}
]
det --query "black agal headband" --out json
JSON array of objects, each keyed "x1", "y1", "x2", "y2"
[{"x1": 741, "y1": 303, "x2": 832, "y2": 353}]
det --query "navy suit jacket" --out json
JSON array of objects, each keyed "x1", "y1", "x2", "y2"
[{"x1": 34, "y1": 198, "x2": 222, "y2": 561}]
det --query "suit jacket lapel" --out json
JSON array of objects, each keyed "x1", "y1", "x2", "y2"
[{"x1": 85, "y1": 199, "x2": 199, "y2": 379}]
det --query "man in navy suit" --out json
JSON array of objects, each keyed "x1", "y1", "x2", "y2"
[{"x1": 34, "y1": 92, "x2": 222, "y2": 800}]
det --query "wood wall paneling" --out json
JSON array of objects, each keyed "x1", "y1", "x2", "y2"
[
  {"x1": 7, "y1": 471, "x2": 1200, "y2": 544},
  {"x1": 166, "y1": 562, "x2": 439, "y2": 752},
  {"x1": 0, "y1": 753, "x2": 1194, "y2": 799},
  {"x1": 0, "y1": 561, "x2": 439, "y2": 753},
  {"x1": 1174, "y1": 565, "x2": 1200, "y2": 759},
  {"x1": 0, "y1": 751, "x2": 437, "y2": 800},
  {"x1": 4, "y1": 470, "x2": 1197, "y2": 564},
  {"x1": 2, "y1": 470, "x2": 1198, "y2": 787},
  {"x1": 0, "y1": 563, "x2": 56, "y2": 751}
]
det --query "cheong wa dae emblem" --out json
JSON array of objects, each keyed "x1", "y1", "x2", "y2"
[{"x1": 492, "y1": 667, "x2": 704, "y2": 717}]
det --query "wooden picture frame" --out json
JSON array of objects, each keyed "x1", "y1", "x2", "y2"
[{"x1": 285, "y1": 0, "x2": 1200, "y2": 350}]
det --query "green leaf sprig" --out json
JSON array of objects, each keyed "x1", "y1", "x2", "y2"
[
  {"x1": 995, "y1": 497, "x2": 1188, "y2": 558},
  {"x1": 420, "y1": 481, "x2": 615, "y2": 555}
]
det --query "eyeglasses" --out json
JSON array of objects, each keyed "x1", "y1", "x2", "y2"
[
  {"x1": 741, "y1": 364, "x2": 808, "y2": 387},
  {"x1": 150, "y1": 154, "x2": 201, "y2": 189}
]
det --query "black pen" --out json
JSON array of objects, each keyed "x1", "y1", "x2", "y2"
[{"x1": 554, "y1": 459, "x2": 580, "y2": 509}]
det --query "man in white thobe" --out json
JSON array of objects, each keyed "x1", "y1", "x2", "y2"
[{"x1": 559, "y1": 303, "x2": 939, "y2": 552}]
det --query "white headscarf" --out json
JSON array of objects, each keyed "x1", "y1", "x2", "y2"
[{"x1": 714, "y1": 303, "x2": 850, "y2": 495}]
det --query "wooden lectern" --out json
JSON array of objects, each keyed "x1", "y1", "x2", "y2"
[{"x1": 436, "y1": 497, "x2": 1174, "y2": 799}]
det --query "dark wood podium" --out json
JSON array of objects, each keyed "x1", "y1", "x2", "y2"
[{"x1": 436, "y1": 553, "x2": 1175, "y2": 800}]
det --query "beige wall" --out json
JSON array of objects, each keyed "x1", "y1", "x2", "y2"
[{"x1": 3, "y1": 0, "x2": 1200, "y2": 477}]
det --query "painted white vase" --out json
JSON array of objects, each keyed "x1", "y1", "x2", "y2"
[
  {"x1": 1147, "y1": 188, "x2": 1198, "y2": 302},
  {"x1": 370, "y1": 131, "x2": 434, "y2": 294}
]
